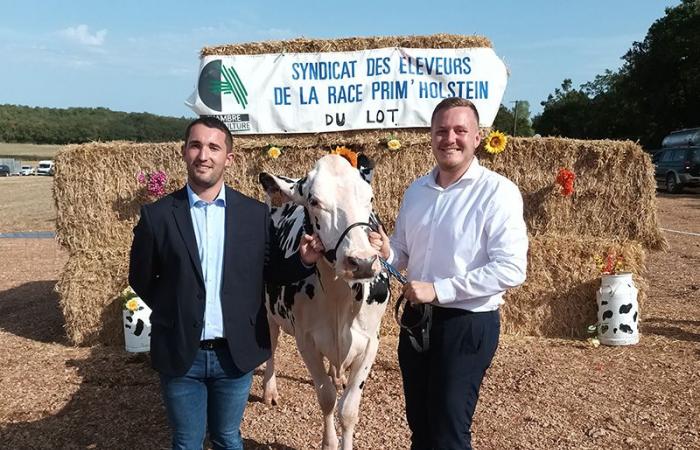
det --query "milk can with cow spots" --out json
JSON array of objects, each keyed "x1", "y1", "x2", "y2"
[
  {"x1": 596, "y1": 272, "x2": 639, "y2": 345},
  {"x1": 122, "y1": 296, "x2": 152, "y2": 353}
]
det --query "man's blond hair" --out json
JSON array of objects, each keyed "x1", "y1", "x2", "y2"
[{"x1": 430, "y1": 97, "x2": 480, "y2": 127}]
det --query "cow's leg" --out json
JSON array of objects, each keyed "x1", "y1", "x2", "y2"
[
  {"x1": 338, "y1": 337, "x2": 379, "y2": 450},
  {"x1": 262, "y1": 316, "x2": 281, "y2": 406},
  {"x1": 298, "y1": 342, "x2": 339, "y2": 450}
]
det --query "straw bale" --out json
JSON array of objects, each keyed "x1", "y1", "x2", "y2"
[
  {"x1": 202, "y1": 34, "x2": 492, "y2": 57},
  {"x1": 53, "y1": 135, "x2": 660, "y2": 345},
  {"x1": 55, "y1": 250, "x2": 130, "y2": 345},
  {"x1": 54, "y1": 142, "x2": 186, "y2": 254},
  {"x1": 53, "y1": 234, "x2": 647, "y2": 345},
  {"x1": 378, "y1": 234, "x2": 647, "y2": 340},
  {"x1": 481, "y1": 137, "x2": 666, "y2": 250},
  {"x1": 54, "y1": 135, "x2": 663, "y2": 254},
  {"x1": 500, "y1": 234, "x2": 647, "y2": 338}
]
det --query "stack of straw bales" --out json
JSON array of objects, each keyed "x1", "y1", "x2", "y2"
[{"x1": 54, "y1": 35, "x2": 664, "y2": 345}]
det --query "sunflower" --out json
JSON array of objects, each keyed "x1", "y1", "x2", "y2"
[
  {"x1": 484, "y1": 131, "x2": 508, "y2": 154},
  {"x1": 387, "y1": 139, "x2": 401, "y2": 151},
  {"x1": 125, "y1": 298, "x2": 140, "y2": 312},
  {"x1": 330, "y1": 146, "x2": 358, "y2": 168},
  {"x1": 267, "y1": 146, "x2": 281, "y2": 159}
]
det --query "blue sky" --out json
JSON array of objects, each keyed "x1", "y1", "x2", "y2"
[{"x1": 0, "y1": 0, "x2": 678, "y2": 119}]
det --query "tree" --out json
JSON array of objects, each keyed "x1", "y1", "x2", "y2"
[
  {"x1": 0, "y1": 104, "x2": 191, "y2": 144},
  {"x1": 533, "y1": 0, "x2": 700, "y2": 148},
  {"x1": 615, "y1": 0, "x2": 700, "y2": 147},
  {"x1": 493, "y1": 101, "x2": 534, "y2": 136},
  {"x1": 532, "y1": 80, "x2": 593, "y2": 138}
]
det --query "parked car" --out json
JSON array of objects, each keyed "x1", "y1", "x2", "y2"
[
  {"x1": 36, "y1": 160, "x2": 55, "y2": 176},
  {"x1": 653, "y1": 146, "x2": 700, "y2": 193},
  {"x1": 20, "y1": 165, "x2": 36, "y2": 176},
  {"x1": 0, "y1": 164, "x2": 10, "y2": 177}
]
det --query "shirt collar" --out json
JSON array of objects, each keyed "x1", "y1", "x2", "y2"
[
  {"x1": 422, "y1": 157, "x2": 483, "y2": 189},
  {"x1": 186, "y1": 184, "x2": 227, "y2": 208}
]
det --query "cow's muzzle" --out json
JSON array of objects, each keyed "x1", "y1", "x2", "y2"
[{"x1": 346, "y1": 254, "x2": 379, "y2": 279}]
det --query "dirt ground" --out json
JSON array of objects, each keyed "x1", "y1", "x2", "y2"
[{"x1": 0, "y1": 188, "x2": 698, "y2": 449}]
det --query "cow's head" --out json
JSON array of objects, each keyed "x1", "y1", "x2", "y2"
[{"x1": 260, "y1": 153, "x2": 380, "y2": 281}]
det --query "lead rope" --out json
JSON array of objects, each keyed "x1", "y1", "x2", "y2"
[{"x1": 380, "y1": 258, "x2": 432, "y2": 353}]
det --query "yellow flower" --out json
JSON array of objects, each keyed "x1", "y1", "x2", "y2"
[
  {"x1": 387, "y1": 139, "x2": 401, "y2": 151},
  {"x1": 267, "y1": 147, "x2": 281, "y2": 159},
  {"x1": 125, "y1": 298, "x2": 139, "y2": 312},
  {"x1": 485, "y1": 131, "x2": 508, "y2": 154}
]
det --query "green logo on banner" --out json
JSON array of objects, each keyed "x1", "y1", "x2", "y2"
[{"x1": 209, "y1": 64, "x2": 248, "y2": 109}]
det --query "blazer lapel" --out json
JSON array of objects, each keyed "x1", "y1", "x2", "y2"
[
  {"x1": 172, "y1": 187, "x2": 204, "y2": 284},
  {"x1": 222, "y1": 186, "x2": 247, "y2": 293}
]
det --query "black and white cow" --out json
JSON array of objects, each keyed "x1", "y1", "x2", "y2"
[{"x1": 259, "y1": 153, "x2": 390, "y2": 450}]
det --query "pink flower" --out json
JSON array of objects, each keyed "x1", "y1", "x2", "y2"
[{"x1": 137, "y1": 170, "x2": 168, "y2": 198}]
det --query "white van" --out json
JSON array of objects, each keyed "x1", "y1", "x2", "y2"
[{"x1": 37, "y1": 160, "x2": 55, "y2": 176}]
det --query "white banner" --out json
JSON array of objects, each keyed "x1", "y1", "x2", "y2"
[{"x1": 186, "y1": 47, "x2": 508, "y2": 134}]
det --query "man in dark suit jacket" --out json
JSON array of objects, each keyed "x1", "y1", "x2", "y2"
[{"x1": 129, "y1": 117, "x2": 322, "y2": 450}]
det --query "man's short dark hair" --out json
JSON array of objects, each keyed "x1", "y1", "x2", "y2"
[
  {"x1": 184, "y1": 116, "x2": 233, "y2": 152},
  {"x1": 430, "y1": 97, "x2": 480, "y2": 127}
]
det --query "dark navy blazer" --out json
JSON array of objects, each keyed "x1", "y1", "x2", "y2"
[{"x1": 129, "y1": 185, "x2": 311, "y2": 376}]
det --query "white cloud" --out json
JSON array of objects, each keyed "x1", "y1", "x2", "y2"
[{"x1": 60, "y1": 24, "x2": 107, "y2": 46}]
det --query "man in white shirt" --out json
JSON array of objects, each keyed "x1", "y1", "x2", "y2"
[{"x1": 373, "y1": 97, "x2": 528, "y2": 449}]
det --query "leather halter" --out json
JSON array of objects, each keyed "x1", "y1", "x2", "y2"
[{"x1": 323, "y1": 221, "x2": 377, "y2": 263}]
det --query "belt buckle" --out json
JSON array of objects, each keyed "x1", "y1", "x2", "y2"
[{"x1": 201, "y1": 339, "x2": 219, "y2": 350}]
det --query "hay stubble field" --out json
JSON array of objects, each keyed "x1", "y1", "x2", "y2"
[
  {"x1": 0, "y1": 143, "x2": 62, "y2": 163},
  {"x1": 0, "y1": 176, "x2": 698, "y2": 449}
]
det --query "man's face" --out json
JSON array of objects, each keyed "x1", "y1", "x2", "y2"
[
  {"x1": 181, "y1": 124, "x2": 233, "y2": 190},
  {"x1": 431, "y1": 106, "x2": 481, "y2": 174}
]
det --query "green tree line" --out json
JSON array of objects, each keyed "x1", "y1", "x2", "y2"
[
  {"x1": 533, "y1": 0, "x2": 699, "y2": 149},
  {"x1": 0, "y1": 104, "x2": 191, "y2": 144}
]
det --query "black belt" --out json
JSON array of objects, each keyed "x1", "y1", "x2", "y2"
[
  {"x1": 432, "y1": 307, "x2": 498, "y2": 320},
  {"x1": 200, "y1": 338, "x2": 227, "y2": 350}
]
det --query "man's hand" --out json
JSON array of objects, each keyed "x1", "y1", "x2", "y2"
[
  {"x1": 368, "y1": 226, "x2": 390, "y2": 260},
  {"x1": 402, "y1": 281, "x2": 437, "y2": 304},
  {"x1": 299, "y1": 233, "x2": 325, "y2": 265}
]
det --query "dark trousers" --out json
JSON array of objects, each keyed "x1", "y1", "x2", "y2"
[{"x1": 398, "y1": 307, "x2": 500, "y2": 450}]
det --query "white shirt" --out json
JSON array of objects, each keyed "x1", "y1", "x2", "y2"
[
  {"x1": 387, "y1": 158, "x2": 528, "y2": 312},
  {"x1": 186, "y1": 184, "x2": 227, "y2": 340}
]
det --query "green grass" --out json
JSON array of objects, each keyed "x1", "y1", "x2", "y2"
[{"x1": 0, "y1": 143, "x2": 63, "y2": 161}]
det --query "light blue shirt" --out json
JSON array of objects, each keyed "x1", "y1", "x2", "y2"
[{"x1": 186, "y1": 184, "x2": 227, "y2": 340}]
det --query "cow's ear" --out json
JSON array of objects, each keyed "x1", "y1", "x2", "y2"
[
  {"x1": 258, "y1": 172, "x2": 298, "y2": 206},
  {"x1": 357, "y1": 153, "x2": 375, "y2": 184}
]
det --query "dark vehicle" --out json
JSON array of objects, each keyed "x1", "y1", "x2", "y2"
[
  {"x1": 0, "y1": 164, "x2": 10, "y2": 177},
  {"x1": 653, "y1": 146, "x2": 700, "y2": 193}
]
